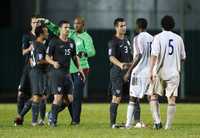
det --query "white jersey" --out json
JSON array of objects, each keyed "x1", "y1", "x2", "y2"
[
  {"x1": 131, "y1": 32, "x2": 153, "y2": 77},
  {"x1": 151, "y1": 31, "x2": 186, "y2": 80}
]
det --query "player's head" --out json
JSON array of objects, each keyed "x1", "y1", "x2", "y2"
[
  {"x1": 35, "y1": 24, "x2": 49, "y2": 40},
  {"x1": 114, "y1": 17, "x2": 126, "y2": 35},
  {"x1": 136, "y1": 18, "x2": 148, "y2": 32},
  {"x1": 58, "y1": 20, "x2": 70, "y2": 36},
  {"x1": 161, "y1": 15, "x2": 175, "y2": 31},
  {"x1": 74, "y1": 16, "x2": 85, "y2": 33},
  {"x1": 30, "y1": 15, "x2": 40, "y2": 30}
]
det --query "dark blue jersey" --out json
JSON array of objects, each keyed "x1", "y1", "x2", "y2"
[
  {"x1": 21, "y1": 32, "x2": 36, "y2": 64},
  {"x1": 46, "y1": 37, "x2": 76, "y2": 73}
]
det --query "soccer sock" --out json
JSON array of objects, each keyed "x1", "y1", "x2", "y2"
[
  {"x1": 150, "y1": 100, "x2": 161, "y2": 124},
  {"x1": 110, "y1": 103, "x2": 119, "y2": 125},
  {"x1": 17, "y1": 94, "x2": 25, "y2": 115},
  {"x1": 126, "y1": 101, "x2": 134, "y2": 127},
  {"x1": 51, "y1": 104, "x2": 60, "y2": 124},
  {"x1": 165, "y1": 104, "x2": 176, "y2": 129},
  {"x1": 133, "y1": 99, "x2": 141, "y2": 123},
  {"x1": 58, "y1": 101, "x2": 68, "y2": 113},
  {"x1": 20, "y1": 99, "x2": 32, "y2": 118},
  {"x1": 68, "y1": 103, "x2": 73, "y2": 121},
  {"x1": 32, "y1": 102, "x2": 39, "y2": 123},
  {"x1": 39, "y1": 98, "x2": 46, "y2": 120}
]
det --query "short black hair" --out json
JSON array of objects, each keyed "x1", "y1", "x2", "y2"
[
  {"x1": 114, "y1": 18, "x2": 125, "y2": 27},
  {"x1": 161, "y1": 15, "x2": 175, "y2": 31},
  {"x1": 136, "y1": 18, "x2": 148, "y2": 29},
  {"x1": 30, "y1": 14, "x2": 40, "y2": 19},
  {"x1": 35, "y1": 24, "x2": 46, "y2": 38},
  {"x1": 58, "y1": 20, "x2": 70, "y2": 27}
]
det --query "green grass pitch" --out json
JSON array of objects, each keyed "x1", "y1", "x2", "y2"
[{"x1": 0, "y1": 103, "x2": 200, "y2": 138}]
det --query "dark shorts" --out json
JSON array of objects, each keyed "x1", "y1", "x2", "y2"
[
  {"x1": 29, "y1": 68, "x2": 46, "y2": 96},
  {"x1": 110, "y1": 67, "x2": 128, "y2": 97},
  {"x1": 49, "y1": 68, "x2": 74, "y2": 95},
  {"x1": 18, "y1": 64, "x2": 31, "y2": 92}
]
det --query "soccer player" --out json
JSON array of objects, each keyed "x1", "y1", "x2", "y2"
[
  {"x1": 108, "y1": 18, "x2": 132, "y2": 128},
  {"x1": 14, "y1": 17, "x2": 48, "y2": 126},
  {"x1": 124, "y1": 18, "x2": 153, "y2": 128},
  {"x1": 16, "y1": 15, "x2": 38, "y2": 116},
  {"x1": 148, "y1": 15, "x2": 186, "y2": 129},
  {"x1": 45, "y1": 20, "x2": 85, "y2": 127},
  {"x1": 41, "y1": 16, "x2": 95, "y2": 125}
]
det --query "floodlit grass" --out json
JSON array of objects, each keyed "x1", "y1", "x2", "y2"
[{"x1": 0, "y1": 103, "x2": 200, "y2": 138}]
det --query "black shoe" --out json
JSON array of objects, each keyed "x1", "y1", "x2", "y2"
[
  {"x1": 70, "y1": 121, "x2": 80, "y2": 126},
  {"x1": 153, "y1": 123, "x2": 162, "y2": 129},
  {"x1": 14, "y1": 117, "x2": 23, "y2": 126}
]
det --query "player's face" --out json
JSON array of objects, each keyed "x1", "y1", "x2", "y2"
[
  {"x1": 31, "y1": 18, "x2": 39, "y2": 30},
  {"x1": 74, "y1": 19, "x2": 84, "y2": 33},
  {"x1": 60, "y1": 23, "x2": 70, "y2": 36},
  {"x1": 116, "y1": 21, "x2": 126, "y2": 35},
  {"x1": 43, "y1": 27, "x2": 49, "y2": 40}
]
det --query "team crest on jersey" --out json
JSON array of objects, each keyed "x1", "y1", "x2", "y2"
[
  {"x1": 38, "y1": 54, "x2": 43, "y2": 60},
  {"x1": 70, "y1": 43, "x2": 74, "y2": 49},
  {"x1": 116, "y1": 89, "x2": 121, "y2": 94}
]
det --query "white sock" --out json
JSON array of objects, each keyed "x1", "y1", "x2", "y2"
[
  {"x1": 150, "y1": 100, "x2": 161, "y2": 124},
  {"x1": 165, "y1": 104, "x2": 176, "y2": 129},
  {"x1": 126, "y1": 101, "x2": 134, "y2": 127}
]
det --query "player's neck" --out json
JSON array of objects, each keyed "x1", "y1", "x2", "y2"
[
  {"x1": 31, "y1": 29, "x2": 36, "y2": 36},
  {"x1": 36, "y1": 37, "x2": 44, "y2": 44},
  {"x1": 59, "y1": 34, "x2": 68, "y2": 42},
  {"x1": 115, "y1": 33, "x2": 124, "y2": 40}
]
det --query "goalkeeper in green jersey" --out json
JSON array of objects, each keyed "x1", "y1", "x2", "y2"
[{"x1": 41, "y1": 16, "x2": 95, "y2": 125}]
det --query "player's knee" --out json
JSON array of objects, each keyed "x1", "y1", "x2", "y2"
[
  {"x1": 168, "y1": 96, "x2": 176, "y2": 105},
  {"x1": 129, "y1": 96, "x2": 136, "y2": 103},
  {"x1": 53, "y1": 95, "x2": 62, "y2": 104},
  {"x1": 32, "y1": 95, "x2": 40, "y2": 103},
  {"x1": 112, "y1": 96, "x2": 121, "y2": 103}
]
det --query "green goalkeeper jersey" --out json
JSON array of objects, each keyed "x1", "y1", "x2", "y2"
[{"x1": 45, "y1": 20, "x2": 96, "y2": 73}]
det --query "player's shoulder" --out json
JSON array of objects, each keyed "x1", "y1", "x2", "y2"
[
  {"x1": 48, "y1": 36, "x2": 59, "y2": 45},
  {"x1": 171, "y1": 32, "x2": 183, "y2": 41},
  {"x1": 22, "y1": 32, "x2": 34, "y2": 39}
]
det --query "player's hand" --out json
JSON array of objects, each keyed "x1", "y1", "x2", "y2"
[
  {"x1": 78, "y1": 51, "x2": 88, "y2": 58},
  {"x1": 28, "y1": 44, "x2": 34, "y2": 52},
  {"x1": 120, "y1": 63, "x2": 130, "y2": 70},
  {"x1": 123, "y1": 72, "x2": 130, "y2": 82},
  {"x1": 53, "y1": 61, "x2": 60, "y2": 69},
  {"x1": 78, "y1": 69, "x2": 86, "y2": 82}
]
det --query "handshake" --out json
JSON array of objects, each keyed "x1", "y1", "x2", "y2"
[{"x1": 120, "y1": 63, "x2": 131, "y2": 70}]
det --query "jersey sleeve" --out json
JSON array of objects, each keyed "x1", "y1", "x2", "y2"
[
  {"x1": 180, "y1": 37, "x2": 186, "y2": 60},
  {"x1": 22, "y1": 34, "x2": 30, "y2": 49},
  {"x1": 151, "y1": 35, "x2": 160, "y2": 57},
  {"x1": 108, "y1": 40, "x2": 116, "y2": 57},
  {"x1": 71, "y1": 40, "x2": 77, "y2": 57},
  {"x1": 46, "y1": 39, "x2": 56, "y2": 56},
  {"x1": 133, "y1": 35, "x2": 143, "y2": 57},
  {"x1": 83, "y1": 33, "x2": 96, "y2": 57}
]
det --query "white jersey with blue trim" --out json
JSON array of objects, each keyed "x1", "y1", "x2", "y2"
[
  {"x1": 151, "y1": 31, "x2": 186, "y2": 80},
  {"x1": 131, "y1": 32, "x2": 153, "y2": 77}
]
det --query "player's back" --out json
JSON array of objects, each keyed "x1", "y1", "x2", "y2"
[
  {"x1": 153, "y1": 31, "x2": 186, "y2": 80},
  {"x1": 132, "y1": 32, "x2": 153, "y2": 77}
]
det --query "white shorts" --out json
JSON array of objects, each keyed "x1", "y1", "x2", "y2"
[
  {"x1": 147, "y1": 75, "x2": 180, "y2": 98},
  {"x1": 129, "y1": 74, "x2": 149, "y2": 98}
]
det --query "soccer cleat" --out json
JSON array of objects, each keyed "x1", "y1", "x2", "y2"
[
  {"x1": 14, "y1": 117, "x2": 23, "y2": 126},
  {"x1": 38, "y1": 119, "x2": 45, "y2": 126},
  {"x1": 31, "y1": 122, "x2": 38, "y2": 126},
  {"x1": 134, "y1": 121, "x2": 146, "y2": 128},
  {"x1": 153, "y1": 122, "x2": 163, "y2": 129},
  {"x1": 70, "y1": 121, "x2": 80, "y2": 126},
  {"x1": 49, "y1": 122, "x2": 57, "y2": 127},
  {"x1": 111, "y1": 123, "x2": 125, "y2": 129}
]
